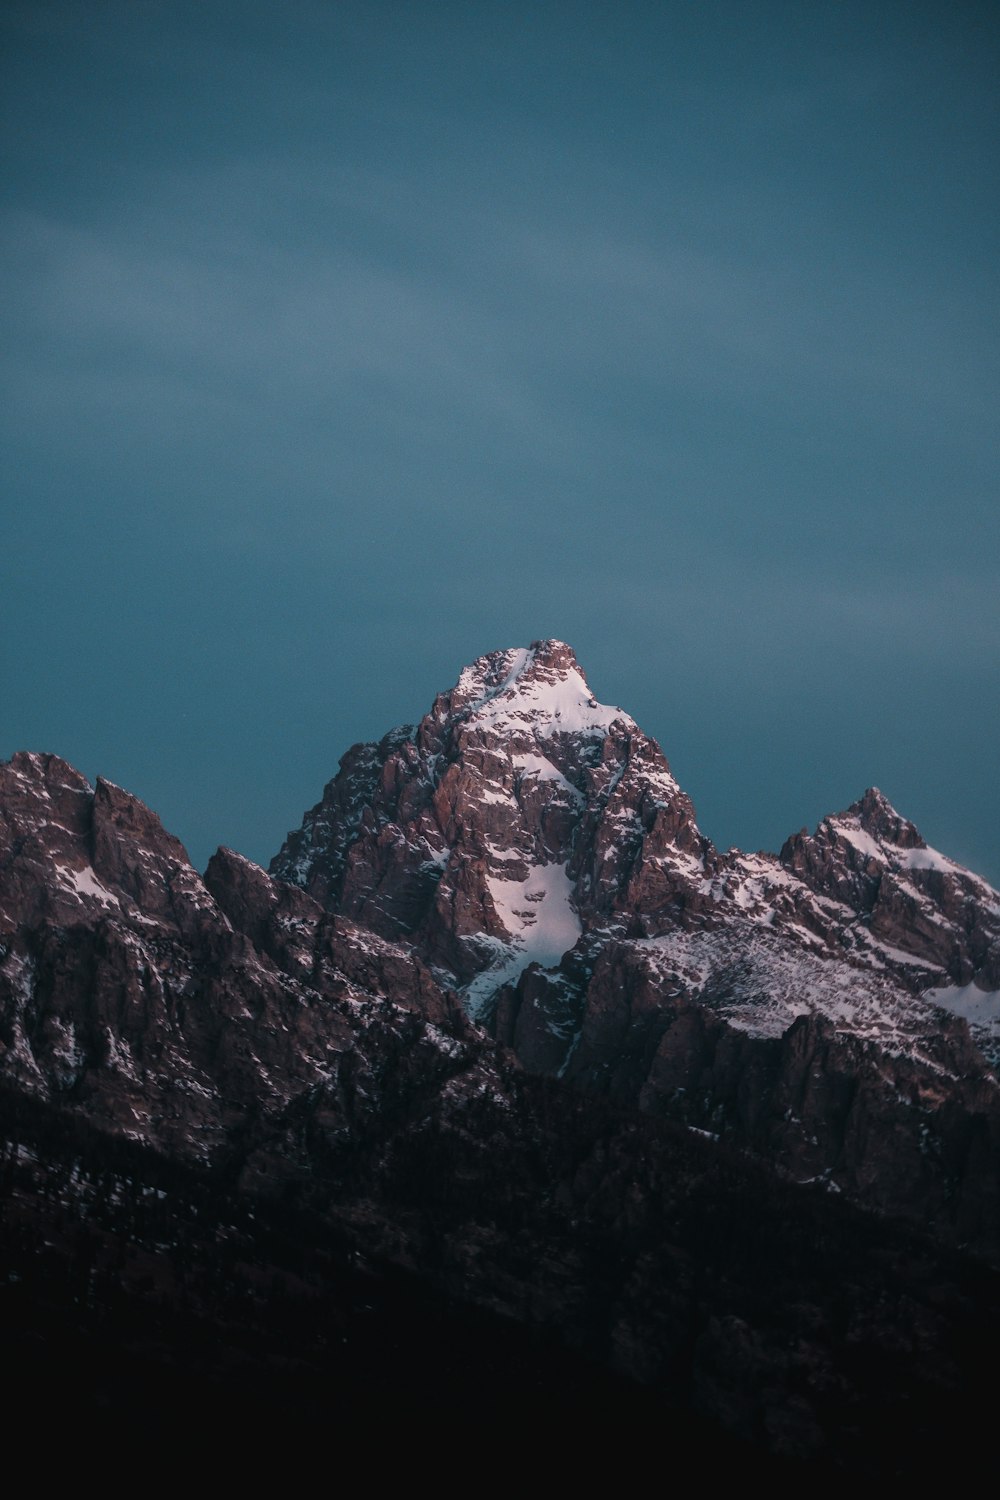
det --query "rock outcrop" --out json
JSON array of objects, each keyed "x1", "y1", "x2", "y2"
[{"x1": 0, "y1": 750, "x2": 471, "y2": 1166}]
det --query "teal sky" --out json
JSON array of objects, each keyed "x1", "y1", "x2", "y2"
[{"x1": 3, "y1": 0, "x2": 998, "y2": 883}]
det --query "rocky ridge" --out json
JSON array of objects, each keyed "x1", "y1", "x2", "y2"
[
  {"x1": 273, "y1": 641, "x2": 999, "y2": 1039},
  {"x1": 272, "y1": 639, "x2": 1000, "y2": 1248},
  {"x1": 0, "y1": 750, "x2": 478, "y2": 1170}
]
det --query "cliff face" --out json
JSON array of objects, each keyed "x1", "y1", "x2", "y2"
[
  {"x1": 0, "y1": 750, "x2": 477, "y2": 1169},
  {"x1": 272, "y1": 641, "x2": 1000, "y2": 1253}
]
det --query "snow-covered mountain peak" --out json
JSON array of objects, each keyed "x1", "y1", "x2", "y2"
[
  {"x1": 271, "y1": 644, "x2": 999, "y2": 1054},
  {"x1": 444, "y1": 639, "x2": 634, "y2": 739},
  {"x1": 838, "y1": 787, "x2": 925, "y2": 851},
  {"x1": 270, "y1": 640, "x2": 703, "y2": 989},
  {"x1": 807, "y1": 789, "x2": 974, "y2": 881},
  {"x1": 779, "y1": 785, "x2": 936, "y2": 883}
]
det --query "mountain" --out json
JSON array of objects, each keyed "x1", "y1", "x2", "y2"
[
  {"x1": 272, "y1": 639, "x2": 1000, "y2": 1252},
  {"x1": 0, "y1": 750, "x2": 468, "y2": 1165},
  {"x1": 3, "y1": 644, "x2": 1000, "y2": 1474}
]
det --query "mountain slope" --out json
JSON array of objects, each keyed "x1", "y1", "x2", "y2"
[
  {"x1": 0, "y1": 750, "x2": 477, "y2": 1167},
  {"x1": 272, "y1": 639, "x2": 1000, "y2": 1250}
]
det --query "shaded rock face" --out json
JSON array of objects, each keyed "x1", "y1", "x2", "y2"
[
  {"x1": 779, "y1": 788, "x2": 1000, "y2": 988},
  {"x1": 273, "y1": 643, "x2": 999, "y2": 1010},
  {"x1": 272, "y1": 641, "x2": 1000, "y2": 1256},
  {"x1": 0, "y1": 752, "x2": 470, "y2": 1165},
  {"x1": 272, "y1": 641, "x2": 715, "y2": 988}
]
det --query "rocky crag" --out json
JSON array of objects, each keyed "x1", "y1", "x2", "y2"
[{"x1": 273, "y1": 640, "x2": 1000, "y2": 1253}]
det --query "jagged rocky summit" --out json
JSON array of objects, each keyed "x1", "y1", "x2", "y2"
[
  {"x1": 271, "y1": 640, "x2": 1000, "y2": 1242},
  {"x1": 0, "y1": 749, "x2": 472, "y2": 1167},
  {"x1": 4, "y1": 644, "x2": 1000, "y2": 1471}
]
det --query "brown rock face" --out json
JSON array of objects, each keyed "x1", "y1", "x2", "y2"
[
  {"x1": 779, "y1": 787, "x2": 1000, "y2": 986},
  {"x1": 272, "y1": 641, "x2": 714, "y2": 982},
  {"x1": 270, "y1": 642, "x2": 1000, "y2": 1255},
  {"x1": 0, "y1": 751, "x2": 470, "y2": 1163}
]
